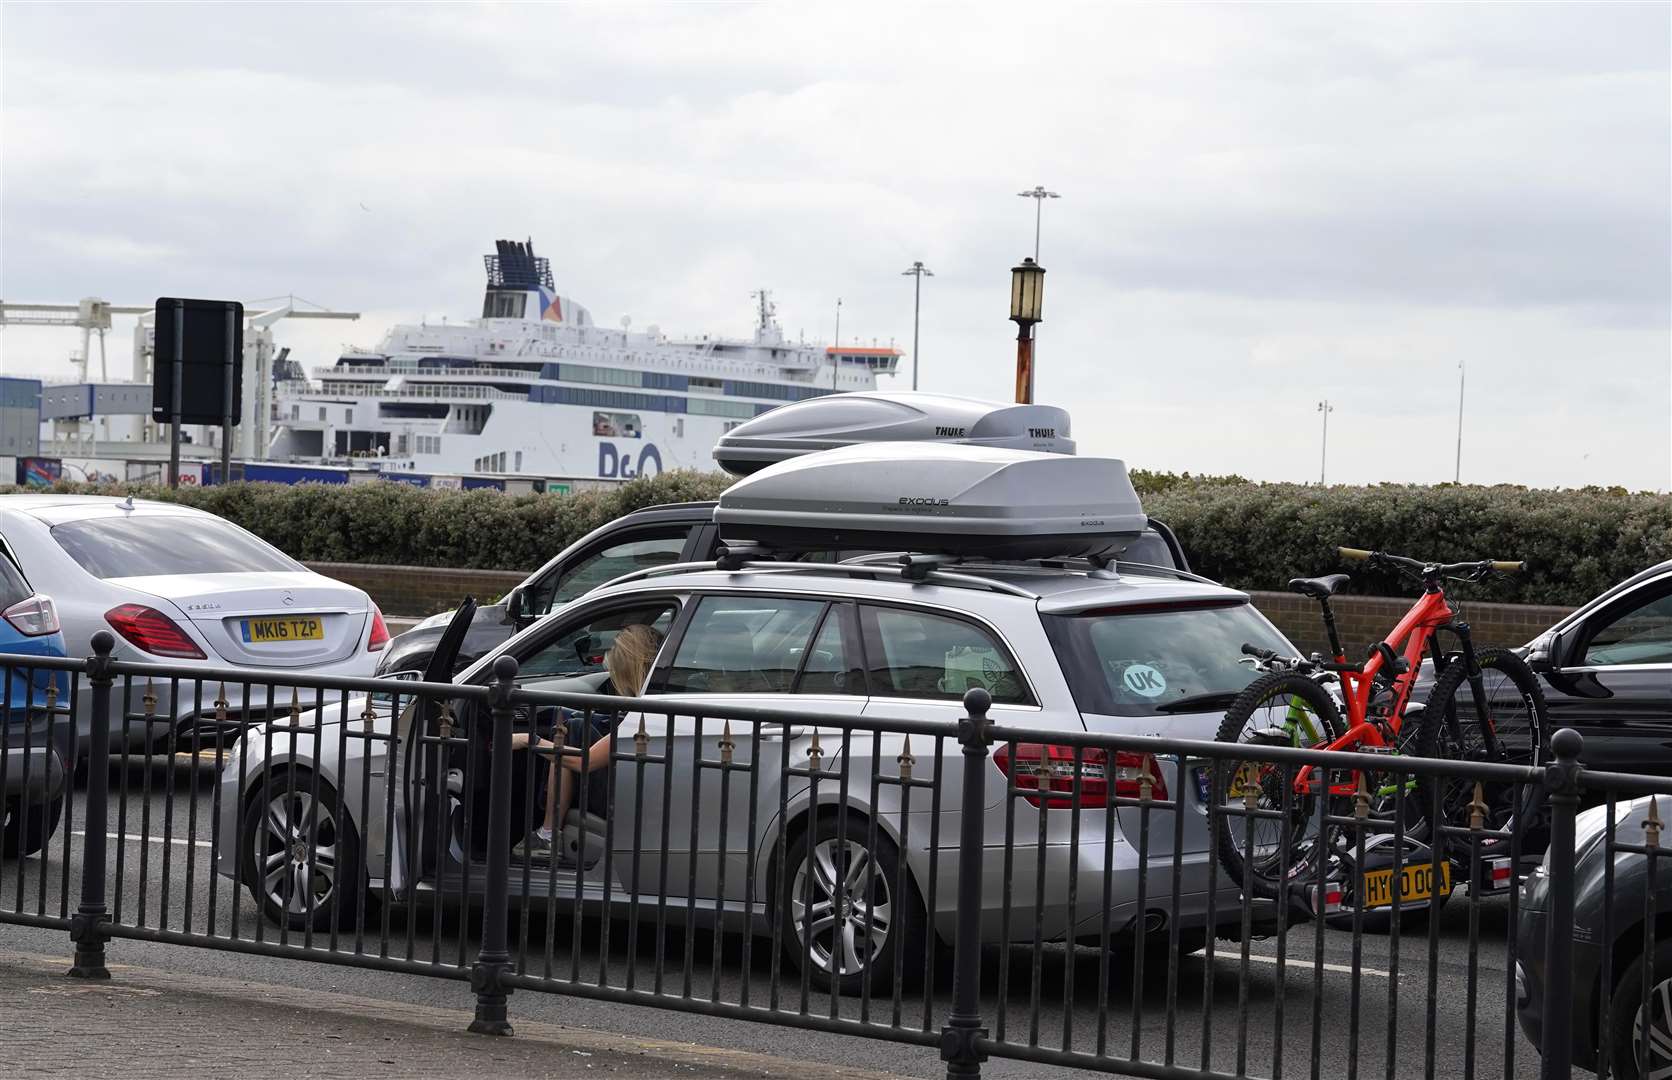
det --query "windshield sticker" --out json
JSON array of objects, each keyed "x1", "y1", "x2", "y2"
[{"x1": 1122, "y1": 664, "x2": 1167, "y2": 698}]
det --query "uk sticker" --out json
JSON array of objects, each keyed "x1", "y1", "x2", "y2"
[{"x1": 1122, "y1": 664, "x2": 1167, "y2": 698}]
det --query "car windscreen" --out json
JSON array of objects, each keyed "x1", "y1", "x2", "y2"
[
  {"x1": 52, "y1": 515, "x2": 304, "y2": 579},
  {"x1": 1043, "y1": 600, "x2": 1291, "y2": 716}
]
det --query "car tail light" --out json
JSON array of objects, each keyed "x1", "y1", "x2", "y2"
[
  {"x1": 105, "y1": 604, "x2": 206, "y2": 659},
  {"x1": 367, "y1": 605, "x2": 390, "y2": 652},
  {"x1": 3, "y1": 594, "x2": 60, "y2": 636},
  {"x1": 991, "y1": 744, "x2": 1168, "y2": 808}
]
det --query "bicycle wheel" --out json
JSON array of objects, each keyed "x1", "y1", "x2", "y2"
[
  {"x1": 1414, "y1": 647, "x2": 1550, "y2": 852},
  {"x1": 1213, "y1": 672, "x2": 1344, "y2": 898}
]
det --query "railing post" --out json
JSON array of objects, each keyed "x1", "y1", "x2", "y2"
[
  {"x1": 68, "y1": 631, "x2": 115, "y2": 980},
  {"x1": 941, "y1": 687, "x2": 992, "y2": 1079},
  {"x1": 468, "y1": 655, "x2": 518, "y2": 1036},
  {"x1": 1540, "y1": 727, "x2": 1584, "y2": 1080}
]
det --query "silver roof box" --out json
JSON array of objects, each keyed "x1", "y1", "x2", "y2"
[
  {"x1": 715, "y1": 443, "x2": 1146, "y2": 560},
  {"x1": 713, "y1": 391, "x2": 1073, "y2": 476}
]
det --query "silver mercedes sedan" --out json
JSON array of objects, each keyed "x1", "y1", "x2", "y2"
[{"x1": 215, "y1": 559, "x2": 1296, "y2": 991}]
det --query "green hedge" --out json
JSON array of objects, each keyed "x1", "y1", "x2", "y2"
[
  {"x1": 1144, "y1": 483, "x2": 1672, "y2": 608},
  {"x1": 9, "y1": 473, "x2": 1668, "y2": 607},
  {"x1": 4, "y1": 472, "x2": 731, "y2": 573}
]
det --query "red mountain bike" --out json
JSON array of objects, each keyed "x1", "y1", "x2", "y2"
[{"x1": 1211, "y1": 547, "x2": 1550, "y2": 914}]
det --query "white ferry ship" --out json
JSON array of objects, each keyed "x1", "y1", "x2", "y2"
[{"x1": 268, "y1": 240, "x2": 900, "y2": 483}]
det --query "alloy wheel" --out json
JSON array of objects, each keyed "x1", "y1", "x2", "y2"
[
  {"x1": 789, "y1": 838, "x2": 892, "y2": 977},
  {"x1": 256, "y1": 790, "x2": 340, "y2": 915},
  {"x1": 1633, "y1": 974, "x2": 1672, "y2": 1077}
]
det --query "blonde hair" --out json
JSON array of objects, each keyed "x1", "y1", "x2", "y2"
[{"x1": 606, "y1": 624, "x2": 662, "y2": 696}]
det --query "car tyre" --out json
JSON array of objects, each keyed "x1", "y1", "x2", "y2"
[
  {"x1": 779, "y1": 809, "x2": 927, "y2": 997},
  {"x1": 2, "y1": 792, "x2": 64, "y2": 859},
  {"x1": 1609, "y1": 939, "x2": 1672, "y2": 1080},
  {"x1": 241, "y1": 767, "x2": 369, "y2": 932}
]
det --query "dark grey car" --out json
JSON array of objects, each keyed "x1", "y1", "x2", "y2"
[{"x1": 1518, "y1": 795, "x2": 1672, "y2": 1078}]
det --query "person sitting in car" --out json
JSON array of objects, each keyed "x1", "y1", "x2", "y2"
[{"x1": 513, "y1": 623, "x2": 662, "y2": 862}]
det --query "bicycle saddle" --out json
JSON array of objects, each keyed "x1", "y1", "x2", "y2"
[{"x1": 1288, "y1": 573, "x2": 1351, "y2": 599}]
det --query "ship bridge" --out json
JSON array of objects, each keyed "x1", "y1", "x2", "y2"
[{"x1": 827, "y1": 345, "x2": 901, "y2": 376}]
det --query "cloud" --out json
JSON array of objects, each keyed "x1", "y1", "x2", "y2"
[{"x1": 1, "y1": 1, "x2": 1666, "y2": 490}]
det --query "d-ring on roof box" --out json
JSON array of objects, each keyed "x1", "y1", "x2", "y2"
[{"x1": 714, "y1": 442, "x2": 1147, "y2": 561}]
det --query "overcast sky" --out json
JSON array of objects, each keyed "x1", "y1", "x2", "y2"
[{"x1": 2, "y1": 2, "x2": 1668, "y2": 489}]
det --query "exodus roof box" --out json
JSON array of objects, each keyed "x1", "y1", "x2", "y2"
[
  {"x1": 715, "y1": 443, "x2": 1146, "y2": 560},
  {"x1": 713, "y1": 391, "x2": 1073, "y2": 476}
]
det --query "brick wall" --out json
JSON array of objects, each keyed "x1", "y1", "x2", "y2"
[
  {"x1": 306, "y1": 560, "x2": 1577, "y2": 650},
  {"x1": 305, "y1": 562, "x2": 525, "y2": 617},
  {"x1": 1250, "y1": 590, "x2": 1571, "y2": 658}
]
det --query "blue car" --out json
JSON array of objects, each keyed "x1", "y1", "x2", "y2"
[{"x1": 0, "y1": 553, "x2": 69, "y2": 859}]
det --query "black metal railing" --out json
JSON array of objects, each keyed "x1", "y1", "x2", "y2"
[{"x1": 2, "y1": 635, "x2": 1669, "y2": 1080}]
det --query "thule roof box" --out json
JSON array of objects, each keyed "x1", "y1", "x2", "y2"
[
  {"x1": 715, "y1": 443, "x2": 1146, "y2": 560},
  {"x1": 713, "y1": 391, "x2": 1073, "y2": 476}
]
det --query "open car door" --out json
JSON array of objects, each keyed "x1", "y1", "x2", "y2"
[{"x1": 400, "y1": 598, "x2": 478, "y2": 893}]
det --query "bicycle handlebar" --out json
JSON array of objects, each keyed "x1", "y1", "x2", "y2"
[{"x1": 1336, "y1": 547, "x2": 1525, "y2": 576}]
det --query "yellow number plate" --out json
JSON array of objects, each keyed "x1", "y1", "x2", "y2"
[
  {"x1": 1360, "y1": 861, "x2": 1453, "y2": 909},
  {"x1": 241, "y1": 617, "x2": 324, "y2": 644}
]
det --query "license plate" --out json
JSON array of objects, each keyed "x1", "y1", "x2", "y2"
[
  {"x1": 1360, "y1": 861, "x2": 1453, "y2": 909},
  {"x1": 241, "y1": 616, "x2": 324, "y2": 644}
]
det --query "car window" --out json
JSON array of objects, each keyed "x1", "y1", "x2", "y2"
[
  {"x1": 514, "y1": 601, "x2": 678, "y2": 681},
  {"x1": 654, "y1": 595, "x2": 825, "y2": 695},
  {"x1": 1582, "y1": 590, "x2": 1672, "y2": 667},
  {"x1": 52, "y1": 515, "x2": 302, "y2": 578},
  {"x1": 1042, "y1": 601, "x2": 1290, "y2": 716},
  {"x1": 541, "y1": 532, "x2": 689, "y2": 612},
  {"x1": 859, "y1": 605, "x2": 1029, "y2": 705},
  {"x1": 1119, "y1": 528, "x2": 1176, "y2": 571},
  {"x1": 796, "y1": 606, "x2": 860, "y2": 695}
]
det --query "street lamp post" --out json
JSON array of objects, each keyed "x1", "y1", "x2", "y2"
[
  {"x1": 901, "y1": 262, "x2": 933, "y2": 392},
  {"x1": 1454, "y1": 359, "x2": 1465, "y2": 484},
  {"x1": 1317, "y1": 400, "x2": 1334, "y2": 485},
  {"x1": 1016, "y1": 186, "x2": 1060, "y2": 261},
  {"x1": 1010, "y1": 258, "x2": 1045, "y2": 404},
  {"x1": 832, "y1": 297, "x2": 842, "y2": 390}
]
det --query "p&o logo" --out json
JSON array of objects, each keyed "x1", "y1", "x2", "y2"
[{"x1": 598, "y1": 442, "x2": 664, "y2": 479}]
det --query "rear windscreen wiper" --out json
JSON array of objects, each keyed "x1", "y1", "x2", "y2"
[{"x1": 1153, "y1": 691, "x2": 1241, "y2": 714}]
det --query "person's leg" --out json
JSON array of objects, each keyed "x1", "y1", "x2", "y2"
[
  {"x1": 555, "y1": 765, "x2": 576, "y2": 831},
  {"x1": 542, "y1": 753, "x2": 560, "y2": 835}
]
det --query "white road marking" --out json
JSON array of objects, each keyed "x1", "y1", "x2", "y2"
[
  {"x1": 1231, "y1": 950, "x2": 1393, "y2": 979},
  {"x1": 71, "y1": 830, "x2": 216, "y2": 850}
]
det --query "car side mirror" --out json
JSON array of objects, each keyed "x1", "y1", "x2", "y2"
[
  {"x1": 572, "y1": 632, "x2": 595, "y2": 666},
  {"x1": 504, "y1": 586, "x2": 525, "y2": 625},
  {"x1": 1530, "y1": 629, "x2": 1571, "y2": 673}
]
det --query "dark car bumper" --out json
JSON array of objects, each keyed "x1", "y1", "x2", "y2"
[
  {"x1": 1516, "y1": 867, "x2": 1602, "y2": 1072},
  {"x1": 1, "y1": 742, "x2": 67, "y2": 802}
]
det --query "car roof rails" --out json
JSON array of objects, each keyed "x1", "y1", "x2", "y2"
[
  {"x1": 598, "y1": 549, "x2": 1041, "y2": 600},
  {"x1": 837, "y1": 550, "x2": 1221, "y2": 588}
]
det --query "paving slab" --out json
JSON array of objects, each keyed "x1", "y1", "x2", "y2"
[{"x1": 0, "y1": 950, "x2": 912, "y2": 1079}]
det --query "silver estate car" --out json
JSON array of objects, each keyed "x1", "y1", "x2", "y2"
[{"x1": 215, "y1": 558, "x2": 1297, "y2": 990}]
